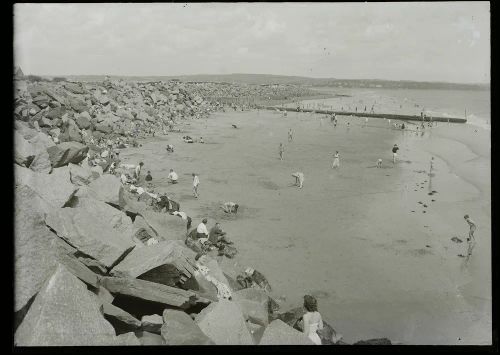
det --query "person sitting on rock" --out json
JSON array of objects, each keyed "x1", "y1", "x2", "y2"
[
  {"x1": 237, "y1": 267, "x2": 272, "y2": 292},
  {"x1": 209, "y1": 222, "x2": 233, "y2": 245},
  {"x1": 196, "y1": 218, "x2": 209, "y2": 240},
  {"x1": 145, "y1": 170, "x2": 153, "y2": 182},
  {"x1": 221, "y1": 202, "x2": 239, "y2": 214}
]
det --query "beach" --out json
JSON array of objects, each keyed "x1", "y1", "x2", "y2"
[{"x1": 118, "y1": 109, "x2": 491, "y2": 345}]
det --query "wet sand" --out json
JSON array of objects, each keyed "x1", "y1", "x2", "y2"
[{"x1": 119, "y1": 110, "x2": 491, "y2": 344}]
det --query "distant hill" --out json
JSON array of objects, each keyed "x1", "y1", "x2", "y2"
[{"x1": 61, "y1": 73, "x2": 489, "y2": 91}]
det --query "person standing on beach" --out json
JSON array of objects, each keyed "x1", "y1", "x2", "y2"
[
  {"x1": 392, "y1": 144, "x2": 399, "y2": 164},
  {"x1": 288, "y1": 129, "x2": 293, "y2": 142},
  {"x1": 279, "y1": 143, "x2": 285, "y2": 161},
  {"x1": 192, "y1": 173, "x2": 200, "y2": 198},
  {"x1": 135, "y1": 162, "x2": 144, "y2": 180},
  {"x1": 460, "y1": 215, "x2": 477, "y2": 260},
  {"x1": 332, "y1": 151, "x2": 340, "y2": 169},
  {"x1": 429, "y1": 157, "x2": 435, "y2": 174}
]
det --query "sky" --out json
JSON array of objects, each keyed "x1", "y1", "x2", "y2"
[{"x1": 14, "y1": 2, "x2": 490, "y2": 83}]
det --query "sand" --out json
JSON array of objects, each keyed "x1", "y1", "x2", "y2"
[{"x1": 119, "y1": 109, "x2": 491, "y2": 345}]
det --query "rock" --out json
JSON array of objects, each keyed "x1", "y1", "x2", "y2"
[
  {"x1": 76, "y1": 174, "x2": 123, "y2": 205},
  {"x1": 14, "y1": 264, "x2": 118, "y2": 346},
  {"x1": 45, "y1": 106, "x2": 67, "y2": 120},
  {"x1": 68, "y1": 163, "x2": 96, "y2": 186},
  {"x1": 115, "y1": 332, "x2": 141, "y2": 345},
  {"x1": 68, "y1": 96, "x2": 89, "y2": 113},
  {"x1": 95, "y1": 122, "x2": 113, "y2": 134},
  {"x1": 116, "y1": 108, "x2": 134, "y2": 120},
  {"x1": 45, "y1": 206, "x2": 136, "y2": 269},
  {"x1": 110, "y1": 240, "x2": 196, "y2": 286},
  {"x1": 233, "y1": 288, "x2": 278, "y2": 316},
  {"x1": 134, "y1": 330, "x2": 165, "y2": 345},
  {"x1": 64, "y1": 82, "x2": 86, "y2": 94},
  {"x1": 102, "y1": 302, "x2": 142, "y2": 330},
  {"x1": 47, "y1": 141, "x2": 89, "y2": 168},
  {"x1": 15, "y1": 165, "x2": 76, "y2": 208},
  {"x1": 75, "y1": 112, "x2": 91, "y2": 129},
  {"x1": 100, "y1": 276, "x2": 204, "y2": 309},
  {"x1": 56, "y1": 253, "x2": 100, "y2": 288},
  {"x1": 195, "y1": 299, "x2": 253, "y2": 345},
  {"x1": 139, "y1": 210, "x2": 191, "y2": 242},
  {"x1": 259, "y1": 319, "x2": 314, "y2": 345},
  {"x1": 235, "y1": 299, "x2": 269, "y2": 327},
  {"x1": 60, "y1": 124, "x2": 82, "y2": 143},
  {"x1": 354, "y1": 338, "x2": 392, "y2": 345},
  {"x1": 141, "y1": 314, "x2": 163, "y2": 334},
  {"x1": 161, "y1": 309, "x2": 214, "y2": 345},
  {"x1": 29, "y1": 150, "x2": 52, "y2": 173},
  {"x1": 39, "y1": 117, "x2": 53, "y2": 127},
  {"x1": 14, "y1": 185, "x2": 61, "y2": 313},
  {"x1": 14, "y1": 130, "x2": 36, "y2": 166},
  {"x1": 94, "y1": 286, "x2": 115, "y2": 304}
]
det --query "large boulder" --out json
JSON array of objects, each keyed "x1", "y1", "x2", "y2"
[
  {"x1": 15, "y1": 165, "x2": 77, "y2": 208},
  {"x1": 29, "y1": 150, "x2": 52, "y2": 173},
  {"x1": 161, "y1": 309, "x2": 214, "y2": 345},
  {"x1": 110, "y1": 241, "x2": 196, "y2": 286},
  {"x1": 59, "y1": 124, "x2": 82, "y2": 143},
  {"x1": 75, "y1": 112, "x2": 92, "y2": 129},
  {"x1": 235, "y1": 299, "x2": 269, "y2": 327},
  {"x1": 44, "y1": 106, "x2": 67, "y2": 120},
  {"x1": 64, "y1": 82, "x2": 86, "y2": 94},
  {"x1": 102, "y1": 302, "x2": 142, "y2": 330},
  {"x1": 354, "y1": 338, "x2": 392, "y2": 345},
  {"x1": 115, "y1": 332, "x2": 141, "y2": 345},
  {"x1": 76, "y1": 174, "x2": 123, "y2": 206},
  {"x1": 47, "y1": 141, "x2": 89, "y2": 168},
  {"x1": 68, "y1": 163, "x2": 97, "y2": 186},
  {"x1": 45, "y1": 205, "x2": 136, "y2": 269},
  {"x1": 139, "y1": 211, "x2": 189, "y2": 242},
  {"x1": 134, "y1": 330, "x2": 165, "y2": 345},
  {"x1": 14, "y1": 264, "x2": 119, "y2": 346},
  {"x1": 14, "y1": 185, "x2": 60, "y2": 313},
  {"x1": 95, "y1": 122, "x2": 113, "y2": 134},
  {"x1": 14, "y1": 130, "x2": 36, "y2": 167},
  {"x1": 259, "y1": 319, "x2": 314, "y2": 345},
  {"x1": 67, "y1": 96, "x2": 89, "y2": 113},
  {"x1": 195, "y1": 299, "x2": 253, "y2": 345},
  {"x1": 141, "y1": 314, "x2": 163, "y2": 334}
]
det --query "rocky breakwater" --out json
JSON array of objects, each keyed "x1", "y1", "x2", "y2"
[{"x1": 14, "y1": 77, "x2": 393, "y2": 346}]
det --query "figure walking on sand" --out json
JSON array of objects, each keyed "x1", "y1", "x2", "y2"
[
  {"x1": 332, "y1": 151, "x2": 340, "y2": 169},
  {"x1": 392, "y1": 144, "x2": 399, "y2": 164},
  {"x1": 192, "y1": 173, "x2": 200, "y2": 198},
  {"x1": 459, "y1": 215, "x2": 477, "y2": 262},
  {"x1": 292, "y1": 172, "x2": 304, "y2": 188},
  {"x1": 288, "y1": 129, "x2": 293, "y2": 142},
  {"x1": 279, "y1": 143, "x2": 285, "y2": 161}
]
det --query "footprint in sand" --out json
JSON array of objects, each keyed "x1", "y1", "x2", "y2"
[
  {"x1": 418, "y1": 201, "x2": 423, "y2": 204},
  {"x1": 423, "y1": 211, "x2": 426, "y2": 213},
  {"x1": 423, "y1": 204, "x2": 428, "y2": 207},
  {"x1": 411, "y1": 210, "x2": 415, "y2": 212},
  {"x1": 431, "y1": 199, "x2": 436, "y2": 202}
]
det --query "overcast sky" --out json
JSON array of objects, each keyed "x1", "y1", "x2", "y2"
[{"x1": 14, "y1": 2, "x2": 490, "y2": 83}]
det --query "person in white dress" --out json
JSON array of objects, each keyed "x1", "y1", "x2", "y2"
[
  {"x1": 332, "y1": 151, "x2": 340, "y2": 168},
  {"x1": 302, "y1": 295, "x2": 323, "y2": 345}
]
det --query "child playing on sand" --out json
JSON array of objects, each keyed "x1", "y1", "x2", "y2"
[
  {"x1": 377, "y1": 158, "x2": 383, "y2": 168},
  {"x1": 288, "y1": 128, "x2": 293, "y2": 142},
  {"x1": 221, "y1": 202, "x2": 239, "y2": 214},
  {"x1": 168, "y1": 169, "x2": 178, "y2": 184},
  {"x1": 279, "y1": 143, "x2": 285, "y2": 161},
  {"x1": 392, "y1": 144, "x2": 399, "y2": 164},
  {"x1": 192, "y1": 173, "x2": 200, "y2": 198},
  {"x1": 332, "y1": 151, "x2": 340, "y2": 169}
]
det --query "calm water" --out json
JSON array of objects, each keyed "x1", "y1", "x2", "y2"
[{"x1": 286, "y1": 87, "x2": 490, "y2": 130}]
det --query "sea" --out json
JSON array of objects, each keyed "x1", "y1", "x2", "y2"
[{"x1": 284, "y1": 87, "x2": 491, "y2": 131}]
